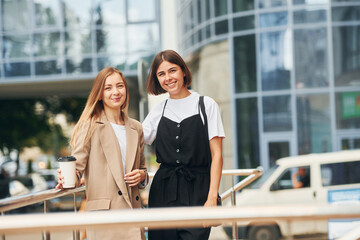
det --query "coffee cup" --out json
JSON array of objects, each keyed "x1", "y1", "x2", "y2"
[{"x1": 57, "y1": 156, "x2": 76, "y2": 188}]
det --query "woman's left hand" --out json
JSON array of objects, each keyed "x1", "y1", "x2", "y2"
[
  {"x1": 124, "y1": 169, "x2": 146, "y2": 187},
  {"x1": 203, "y1": 197, "x2": 219, "y2": 227}
]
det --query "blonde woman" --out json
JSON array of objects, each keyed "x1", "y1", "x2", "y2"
[{"x1": 57, "y1": 67, "x2": 148, "y2": 240}]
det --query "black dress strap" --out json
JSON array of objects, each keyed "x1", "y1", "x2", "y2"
[{"x1": 161, "y1": 99, "x2": 168, "y2": 116}]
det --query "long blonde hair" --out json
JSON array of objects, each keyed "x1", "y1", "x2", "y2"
[{"x1": 70, "y1": 67, "x2": 129, "y2": 149}]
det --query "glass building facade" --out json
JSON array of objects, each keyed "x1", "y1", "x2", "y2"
[
  {"x1": 178, "y1": 0, "x2": 360, "y2": 170},
  {"x1": 0, "y1": 0, "x2": 160, "y2": 83}
]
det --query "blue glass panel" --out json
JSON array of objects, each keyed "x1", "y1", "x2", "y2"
[
  {"x1": 34, "y1": 0, "x2": 62, "y2": 27},
  {"x1": 294, "y1": 28, "x2": 328, "y2": 88},
  {"x1": 215, "y1": 20, "x2": 228, "y2": 35},
  {"x1": 260, "y1": 31, "x2": 291, "y2": 90},
  {"x1": 2, "y1": 0, "x2": 31, "y2": 31},
  {"x1": 127, "y1": 0, "x2": 155, "y2": 22},
  {"x1": 63, "y1": 0, "x2": 92, "y2": 28},
  {"x1": 294, "y1": 9, "x2": 326, "y2": 24},
  {"x1": 263, "y1": 95, "x2": 292, "y2": 132},
  {"x1": 233, "y1": 0, "x2": 254, "y2": 12},
  {"x1": 214, "y1": 0, "x2": 227, "y2": 17},
  {"x1": 258, "y1": 0, "x2": 287, "y2": 8},
  {"x1": 66, "y1": 58, "x2": 92, "y2": 74},
  {"x1": 332, "y1": 6, "x2": 360, "y2": 22},
  {"x1": 127, "y1": 23, "x2": 159, "y2": 53},
  {"x1": 65, "y1": 30, "x2": 92, "y2": 56},
  {"x1": 96, "y1": 27, "x2": 126, "y2": 54},
  {"x1": 233, "y1": 15, "x2": 255, "y2": 31},
  {"x1": 35, "y1": 60, "x2": 62, "y2": 75},
  {"x1": 259, "y1": 12, "x2": 288, "y2": 28},
  {"x1": 97, "y1": 56, "x2": 126, "y2": 71},
  {"x1": 3, "y1": 35, "x2": 31, "y2": 58},
  {"x1": 93, "y1": 0, "x2": 125, "y2": 26},
  {"x1": 34, "y1": 32, "x2": 61, "y2": 57},
  {"x1": 4, "y1": 62, "x2": 30, "y2": 77},
  {"x1": 294, "y1": 0, "x2": 327, "y2": 4}
]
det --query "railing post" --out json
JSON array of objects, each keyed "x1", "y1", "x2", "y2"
[
  {"x1": 73, "y1": 192, "x2": 80, "y2": 240},
  {"x1": 231, "y1": 176, "x2": 239, "y2": 240},
  {"x1": 42, "y1": 200, "x2": 50, "y2": 240},
  {"x1": 1, "y1": 211, "x2": 4, "y2": 240}
]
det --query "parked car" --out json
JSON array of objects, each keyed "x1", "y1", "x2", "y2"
[{"x1": 223, "y1": 150, "x2": 360, "y2": 240}]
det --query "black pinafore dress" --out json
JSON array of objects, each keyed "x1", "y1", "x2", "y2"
[{"x1": 148, "y1": 97, "x2": 212, "y2": 240}]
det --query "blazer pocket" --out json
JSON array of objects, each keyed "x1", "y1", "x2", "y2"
[{"x1": 86, "y1": 199, "x2": 111, "y2": 211}]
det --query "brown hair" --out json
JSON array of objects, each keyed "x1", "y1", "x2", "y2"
[
  {"x1": 146, "y1": 49, "x2": 192, "y2": 95},
  {"x1": 70, "y1": 67, "x2": 129, "y2": 148}
]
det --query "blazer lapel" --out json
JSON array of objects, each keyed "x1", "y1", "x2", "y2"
[
  {"x1": 99, "y1": 113, "x2": 132, "y2": 207},
  {"x1": 124, "y1": 116, "x2": 138, "y2": 175}
]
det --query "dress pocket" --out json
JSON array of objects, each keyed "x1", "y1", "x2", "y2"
[{"x1": 86, "y1": 199, "x2": 111, "y2": 211}]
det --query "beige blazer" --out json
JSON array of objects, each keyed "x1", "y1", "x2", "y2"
[{"x1": 72, "y1": 112, "x2": 147, "y2": 240}]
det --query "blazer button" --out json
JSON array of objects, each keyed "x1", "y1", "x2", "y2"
[
  {"x1": 136, "y1": 196, "x2": 139, "y2": 201},
  {"x1": 118, "y1": 190, "x2": 122, "y2": 196}
]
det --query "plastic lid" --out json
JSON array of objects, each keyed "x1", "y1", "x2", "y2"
[{"x1": 57, "y1": 156, "x2": 76, "y2": 162}]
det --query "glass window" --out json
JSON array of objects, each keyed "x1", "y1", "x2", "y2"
[
  {"x1": 294, "y1": 28, "x2": 328, "y2": 89},
  {"x1": 63, "y1": 0, "x2": 92, "y2": 28},
  {"x1": 234, "y1": 35, "x2": 257, "y2": 93},
  {"x1": 233, "y1": 15, "x2": 254, "y2": 31},
  {"x1": 66, "y1": 58, "x2": 92, "y2": 74},
  {"x1": 321, "y1": 161, "x2": 360, "y2": 186},
  {"x1": 65, "y1": 30, "x2": 92, "y2": 56},
  {"x1": 233, "y1": 0, "x2": 254, "y2": 12},
  {"x1": 34, "y1": 32, "x2": 61, "y2": 57},
  {"x1": 271, "y1": 166, "x2": 311, "y2": 190},
  {"x1": 294, "y1": 0, "x2": 327, "y2": 4},
  {"x1": 294, "y1": 9, "x2": 326, "y2": 24},
  {"x1": 215, "y1": 20, "x2": 228, "y2": 35},
  {"x1": 268, "y1": 142, "x2": 290, "y2": 167},
  {"x1": 96, "y1": 27, "x2": 126, "y2": 54},
  {"x1": 205, "y1": 0, "x2": 211, "y2": 20},
  {"x1": 214, "y1": 0, "x2": 227, "y2": 17},
  {"x1": 297, "y1": 94, "x2": 331, "y2": 155},
  {"x1": 332, "y1": 6, "x2": 360, "y2": 22},
  {"x1": 333, "y1": 26, "x2": 360, "y2": 87},
  {"x1": 127, "y1": 23, "x2": 159, "y2": 53},
  {"x1": 236, "y1": 97, "x2": 259, "y2": 169},
  {"x1": 336, "y1": 92, "x2": 360, "y2": 129},
  {"x1": 263, "y1": 95, "x2": 292, "y2": 132},
  {"x1": 127, "y1": 0, "x2": 155, "y2": 22},
  {"x1": 3, "y1": 35, "x2": 31, "y2": 58},
  {"x1": 35, "y1": 60, "x2": 62, "y2": 75},
  {"x1": 97, "y1": 56, "x2": 126, "y2": 71},
  {"x1": 259, "y1": 12, "x2": 287, "y2": 28},
  {"x1": 197, "y1": 0, "x2": 202, "y2": 24},
  {"x1": 93, "y1": 0, "x2": 126, "y2": 26},
  {"x1": 2, "y1": 0, "x2": 31, "y2": 32},
  {"x1": 260, "y1": 30, "x2": 291, "y2": 90},
  {"x1": 34, "y1": 0, "x2": 62, "y2": 28},
  {"x1": 258, "y1": 0, "x2": 287, "y2": 8},
  {"x1": 4, "y1": 62, "x2": 30, "y2": 77}
]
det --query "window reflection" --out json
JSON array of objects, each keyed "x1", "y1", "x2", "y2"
[
  {"x1": 215, "y1": 20, "x2": 228, "y2": 35},
  {"x1": 294, "y1": 9, "x2": 326, "y2": 24},
  {"x1": 233, "y1": 0, "x2": 254, "y2": 12},
  {"x1": 297, "y1": 94, "x2": 331, "y2": 155},
  {"x1": 93, "y1": 0, "x2": 125, "y2": 26},
  {"x1": 97, "y1": 56, "x2": 126, "y2": 71},
  {"x1": 3, "y1": 35, "x2": 31, "y2": 58},
  {"x1": 2, "y1": 0, "x2": 31, "y2": 31},
  {"x1": 258, "y1": 0, "x2": 287, "y2": 9},
  {"x1": 34, "y1": 32, "x2": 61, "y2": 57},
  {"x1": 66, "y1": 58, "x2": 92, "y2": 74},
  {"x1": 236, "y1": 97, "x2": 260, "y2": 169},
  {"x1": 260, "y1": 30, "x2": 291, "y2": 90},
  {"x1": 234, "y1": 35, "x2": 257, "y2": 93},
  {"x1": 335, "y1": 92, "x2": 360, "y2": 129},
  {"x1": 214, "y1": 0, "x2": 227, "y2": 17},
  {"x1": 259, "y1": 12, "x2": 287, "y2": 28},
  {"x1": 294, "y1": 28, "x2": 328, "y2": 88},
  {"x1": 233, "y1": 15, "x2": 254, "y2": 31},
  {"x1": 333, "y1": 26, "x2": 360, "y2": 87},
  {"x1": 4, "y1": 62, "x2": 30, "y2": 77},
  {"x1": 65, "y1": 30, "x2": 92, "y2": 56},
  {"x1": 96, "y1": 27, "x2": 126, "y2": 54},
  {"x1": 35, "y1": 60, "x2": 62, "y2": 75},
  {"x1": 332, "y1": 6, "x2": 360, "y2": 22},
  {"x1": 127, "y1": 24, "x2": 159, "y2": 53},
  {"x1": 34, "y1": 0, "x2": 61, "y2": 27},
  {"x1": 127, "y1": 0, "x2": 155, "y2": 22},
  {"x1": 263, "y1": 95, "x2": 292, "y2": 132},
  {"x1": 63, "y1": 0, "x2": 91, "y2": 28},
  {"x1": 293, "y1": 0, "x2": 327, "y2": 4}
]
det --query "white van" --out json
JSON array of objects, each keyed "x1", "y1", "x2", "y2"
[{"x1": 223, "y1": 150, "x2": 360, "y2": 240}]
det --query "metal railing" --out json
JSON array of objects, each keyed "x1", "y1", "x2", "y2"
[{"x1": 0, "y1": 168, "x2": 262, "y2": 240}]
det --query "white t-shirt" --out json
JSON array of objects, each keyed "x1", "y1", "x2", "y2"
[
  {"x1": 110, "y1": 123, "x2": 127, "y2": 173},
  {"x1": 142, "y1": 92, "x2": 225, "y2": 145}
]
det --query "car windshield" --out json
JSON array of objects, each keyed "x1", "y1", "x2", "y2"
[{"x1": 248, "y1": 165, "x2": 279, "y2": 189}]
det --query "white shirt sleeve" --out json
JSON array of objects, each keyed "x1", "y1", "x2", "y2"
[
  {"x1": 204, "y1": 96, "x2": 226, "y2": 140},
  {"x1": 142, "y1": 101, "x2": 165, "y2": 145}
]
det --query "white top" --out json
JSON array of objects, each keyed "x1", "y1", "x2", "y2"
[
  {"x1": 110, "y1": 123, "x2": 127, "y2": 173},
  {"x1": 142, "y1": 92, "x2": 225, "y2": 145}
]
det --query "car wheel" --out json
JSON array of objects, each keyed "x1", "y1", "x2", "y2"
[{"x1": 248, "y1": 225, "x2": 279, "y2": 240}]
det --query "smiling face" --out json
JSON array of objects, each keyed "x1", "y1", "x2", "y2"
[
  {"x1": 101, "y1": 73, "x2": 127, "y2": 111},
  {"x1": 156, "y1": 61, "x2": 189, "y2": 99}
]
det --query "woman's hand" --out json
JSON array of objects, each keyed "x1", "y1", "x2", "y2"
[
  {"x1": 203, "y1": 196, "x2": 219, "y2": 228},
  {"x1": 56, "y1": 169, "x2": 64, "y2": 189},
  {"x1": 124, "y1": 169, "x2": 146, "y2": 187}
]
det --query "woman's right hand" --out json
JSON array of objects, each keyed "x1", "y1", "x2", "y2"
[{"x1": 56, "y1": 169, "x2": 64, "y2": 189}]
